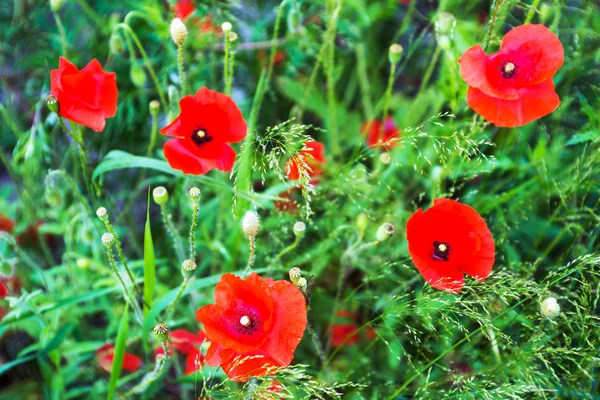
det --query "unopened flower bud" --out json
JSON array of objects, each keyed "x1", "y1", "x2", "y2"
[
  {"x1": 221, "y1": 22, "x2": 232, "y2": 34},
  {"x1": 289, "y1": 267, "x2": 301, "y2": 284},
  {"x1": 96, "y1": 207, "x2": 108, "y2": 222},
  {"x1": 388, "y1": 44, "x2": 403, "y2": 65},
  {"x1": 540, "y1": 297, "x2": 560, "y2": 318},
  {"x1": 435, "y1": 12, "x2": 456, "y2": 38},
  {"x1": 379, "y1": 152, "x2": 392, "y2": 165},
  {"x1": 182, "y1": 259, "x2": 197, "y2": 278},
  {"x1": 170, "y1": 18, "x2": 187, "y2": 46},
  {"x1": 153, "y1": 186, "x2": 169, "y2": 205},
  {"x1": 188, "y1": 187, "x2": 201, "y2": 203},
  {"x1": 46, "y1": 95, "x2": 59, "y2": 113},
  {"x1": 242, "y1": 211, "x2": 260, "y2": 237},
  {"x1": 356, "y1": 213, "x2": 368, "y2": 233},
  {"x1": 540, "y1": 3, "x2": 553, "y2": 24},
  {"x1": 76, "y1": 258, "x2": 89, "y2": 270},
  {"x1": 130, "y1": 63, "x2": 147, "y2": 88},
  {"x1": 293, "y1": 221, "x2": 306, "y2": 237},
  {"x1": 153, "y1": 322, "x2": 169, "y2": 341},
  {"x1": 296, "y1": 277, "x2": 307, "y2": 294},
  {"x1": 50, "y1": 0, "x2": 63, "y2": 12},
  {"x1": 101, "y1": 232, "x2": 115, "y2": 247},
  {"x1": 109, "y1": 33, "x2": 125, "y2": 55},
  {"x1": 149, "y1": 100, "x2": 160, "y2": 116},
  {"x1": 376, "y1": 223, "x2": 395, "y2": 242},
  {"x1": 228, "y1": 32, "x2": 239, "y2": 51}
]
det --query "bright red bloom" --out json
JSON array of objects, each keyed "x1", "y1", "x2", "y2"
[
  {"x1": 96, "y1": 344, "x2": 142, "y2": 374},
  {"x1": 286, "y1": 141, "x2": 326, "y2": 185},
  {"x1": 154, "y1": 329, "x2": 206, "y2": 375},
  {"x1": 361, "y1": 117, "x2": 401, "y2": 150},
  {"x1": 160, "y1": 87, "x2": 247, "y2": 175},
  {"x1": 406, "y1": 199, "x2": 495, "y2": 294},
  {"x1": 0, "y1": 216, "x2": 15, "y2": 233},
  {"x1": 175, "y1": 0, "x2": 195, "y2": 21},
  {"x1": 458, "y1": 24, "x2": 563, "y2": 127},
  {"x1": 196, "y1": 273, "x2": 307, "y2": 382},
  {"x1": 50, "y1": 57, "x2": 117, "y2": 132}
]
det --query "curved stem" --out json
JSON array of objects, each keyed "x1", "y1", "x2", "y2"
[
  {"x1": 165, "y1": 278, "x2": 190, "y2": 318},
  {"x1": 177, "y1": 45, "x2": 187, "y2": 96},
  {"x1": 52, "y1": 12, "x2": 68, "y2": 57},
  {"x1": 159, "y1": 204, "x2": 185, "y2": 264},
  {"x1": 270, "y1": 235, "x2": 302, "y2": 269}
]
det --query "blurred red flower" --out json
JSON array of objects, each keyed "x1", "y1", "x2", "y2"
[
  {"x1": 458, "y1": 24, "x2": 563, "y2": 127},
  {"x1": 406, "y1": 198, "x2": 495, "y2": 293},
  {"x1": 274, "y1": 189, "x2": 299, "y2": 212},
  {"x1": 160, "y1": 87, "x2": 247, "y2": 175},
  {"x1": 286, "y1": 141, "x2": 326, "y2": 185},
  {"x1": 175, "y1": 0, "x2": 195, "y2": 21},
  {"x1": 330, "y1": 310, "x2": 376, "y2": 347},
  {"x1": 96, "y1": 344, "x2": 142, "y2": 374},
  {"x1": 0, "y1": 216, "x2": 15, "y2": 233},
  {"x1": 361, "y1": 117, "x2": 401, "y2": 150},
  {"x1": 154, "y1": 329, "x2": 206, "y2": 375},
  {"x1": 0, "y1": 275, "x2": 21, "y2": 320},
  {"x1": 50, "y1": 57, "x2": 117, "y2": 132},
  {"x1": 196, "y1": 273, "x2": 307, "y2": 382}
]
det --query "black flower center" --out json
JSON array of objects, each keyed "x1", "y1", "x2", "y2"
[
  {"x1": 432, "y1": 241, "x2": 450, "y2": 261},
  {"x1": 191, "y1": 127, "x2": 213, "y2": 147},
  {"x1": 500, "y1": 62, "x2": 517, "y2": 78},
  {"x1": 231, "y1": 308, "x2": 259, "y2": 335}
]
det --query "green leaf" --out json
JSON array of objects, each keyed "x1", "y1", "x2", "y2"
[
  {"x1": 143, "y1": 189, "x2": 155, "y2": 318},
  {"x1": 565, "y1": 131, "x2": 599, "y2": 146},
  {"x1": 107, "y1": 304, "x2": 129, "y2": 400}
]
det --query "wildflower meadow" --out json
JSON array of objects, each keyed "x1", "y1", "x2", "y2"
[{"x1": 1, "y1": 0, "x2": 599, "y2": 398}]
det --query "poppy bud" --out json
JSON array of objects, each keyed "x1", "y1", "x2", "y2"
[
  {"x1": 289, "y1": 267, "x2": 302, "y2": 284},
  {"x1": 170, "y1": 18, "x2": 187, "y2": 46},
  {"x1": 76, "y1": 258, "x2": 89, "y2": 270},
  {"x1": 540, "y1": 297, "x2": 560, "y2": 318},
  {"x1": 388, "y1": 44, "x2": 403, "y2": 65},
  {"x1": 435, "y1": 12, "x2": 456, "y2": 38},
  {"x1": 379, "y1": 152, "x2": 392, "y2": 165},
  {"x1": 228, "y1": 32, "x2": 239, "y2": 51},
  {"x1": 540, "y1": 3, "x2": 553, "y2": 24},
  {"x1": 182, "y1": 259, "x2": 197, "y2": 279},
  {"x1": 356, "y1": 213, "x2": 368, "y2": 233},
  {"x1": 221, "y1": 22, "x2": 232, "y2": 34},
  {"x1": 45, "y1": 187, "x2": 63, "y2": 208},
  {"x1": 50, "y1": 0, "x2": 63, "y2": 12},
  {"x1": 109, "y1": 33, "x2": 125, "y2": 55},
  {"x1": 130, "y1": 63, "x2": 147, "y2": 88},
  {"x1": 152, "y1": 186, "x2": 169, "y2": 205},
  {"x1": 149, "y1": 100, "x2": 160, "y2": 116},
  {"x1": 188, "y1": 187, "x2": 201, "y2": 203},
  {"x1": 96, "y1": 207, "x2": 109, "y2": 222},
  {"x1": 242, "y1": 211, "x2": 260, "y2": 237},
  {"x1": 287, "y1": 3, "x2": 300, "y2": 34},
  {"x1": 296, "y1": 277, "x2": 307, "y2": 294},
  {"x1": 293, "y1": 221, "x2": 306, "y2": 237},
  {"x1": 376, "y1": 223, "x2": 395, "y2": 242},
  {"x1": 46, "y1": 95, "x2": 59, "y2": 113},
  {"x1": 153, "y1": 322, "x2": 169, "y2": 342},
  {"x1": 101, "y1": 232, "x2": 115, "y2": 248}
]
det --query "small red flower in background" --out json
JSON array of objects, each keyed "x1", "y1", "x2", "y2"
[
  {"x1": 154, "y1": 329, "x2": 206, "y2": 375},
  {"x1": 50, "y1": 57, "x2": 118, "y2": 132},
  {"x1": 160, "y1": 87, "x2": 247, "y2": 175},
  {"x1": 0, "y1": 275, "x2": 21, "y2": 320},
  {"x1": 406, "y1": 198, "x2": 495, "y2": 294},
  {"x1": 257, "y1": 50, "x2": 286, "y2": 67},
  {"x1": 399, "y1": 0, "x2": 412, "y2": 4},
  {"x1": 196, "y1": 273, "x2": 307, "y2": 382},
  {"x1": 330, "y1": 310, "x2": 376, "y2": 347},
  {"x1": 286, "y1": 141, "x2": 326, "y2": 185},
  {"x1": 0, "y1": 216, "x2": 15, "y2": 233},
  {"x1": 175, "y1": 0, "x2": 195, "y2": 21},
  {"x1": 96, "y1": 344, "x2": 142, "y2": 374},
  {"x1": 274, "y1": 189, "x2": 299, "y2": 212},
  {"x1": 458, "y1": 24, "x2": 563, "y2": 127},
  {"x1": 361, "y1": 118, "x2": 401, "y2": 150}
]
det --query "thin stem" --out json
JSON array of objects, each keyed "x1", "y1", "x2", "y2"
[
  {"x1": 244, "y1": 235, "x2": 256, "y2": 277},
  {"x1": 188, "y1": 203, "x2": 199, "y2": 261},
  {"x1": 105, "y1": 245, "x2": 143, "y2": 323},
  {"x1": 165, "y1": 278, "x2": 190, "y2": 318},
  {"x1": 74, "y1": 0, "x2": 103, "y2": 26},
  {"x1": 270, "y1": 235, "x2": 302, "y2": 269},
  {"x1": 177, "y1": 45, "x2": 187, "y2": 96},
  {"x1": 307, "y1": 321, "x2": 328, "y2": 367},
  {"x1": 416, "y1": 45, "x2": 441, "y2": 96},
  {"x1": 355, "y1": 44, "x2": 373, "y2": 118},
  {"x1": 102, "y1": 219, "x2": 141, "y2": 301},
  {"x1": 123, "y1": 353, "x2": 168, "y2": 398},
  {"x1": 223, "y1": 34, "x2": 230, "y2": 92},
  {"x1": 382, "y1": 62, "x2": 397, "y2": 129},
  {"x1": 484, "y1": 0, "x2": 504, "y2": 51},
  {"x1": 159, "y1": 204, "x2": 185, "y2": 264},
  {"x1": 226, "y1": 50, "x2": 236, "y2": 96},
  {"x1": 487, "y1": 323, "x2": 502, "y2": 364},
  {"x1": 325, "y1": 0, "x2": 340, "y2": 156},
  {"x1": 52, "y1": 12, "x2": 68, "y2": 57},
  {"x1": 525, "y1": 0, "x2": 543, "y2": 24}
]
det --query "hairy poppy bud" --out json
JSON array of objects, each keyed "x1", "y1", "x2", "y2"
[
  {"x1": 46, "y1": 95, "x2": 59, "y2": 113},
  {"x1": 50, "y1": 0, "x2": 63, "y2": 12},
  {"x1": 376, "y1": 223, "x2": 395, "y2": 242},
  {"x1": 130, "y1": 63, "x2": 146, "y2": 88},
  {"x1": 101, "y1": 232, "x2": 115, "y2": 248},
  {"x1": 152, "y1": 186, "x2": 169, "y2": 205},
  {"x1": 540, "y1": 297, "x2": 560, "y2": 318},
  {"x1": 188, "y1": 187, "x2": 201, "y2": 203},
  {"x1": 109, "y1": 33, "x2": 125, "y2": 55},
  {"x1": 435, "y1": 12, "x2": 456, "y2": 38},
  {"x1": 153, "y1": 322, "x2": 169, "y2": 341},
  {"x1": 221, "y1": 22, "x2": 232, "y2": 34},
  {"x1": 96, "y1": 207, "x2": 109, "y2": 222},
  {"x1": 182, "y1": 259, "x2": 197, "y2": 279},
  {"x1": 170, "y1": 18, "x2": 187, "y2": 46},
  {"x1": 242, "y1": 211, "x2": 260, "y2": 237},
  {"x1": 389, "y1": 44, "x2": 403, "y2": 65},
  {"x1": 293, "y1": 221, "x2": 306, "y2": 237},
  {"x1": 149, "y1": 100, "x2": 160, "y2": 116}
]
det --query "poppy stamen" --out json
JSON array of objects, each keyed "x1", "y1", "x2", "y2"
[
  {"x1": 191, "y1": 126, "x2": 213, "y2": 147},
  {"x1": 432, "y1": 241, "x2": 450, "y2": 261},
  {"x1": 240, "y1": 315, "x2": 251, "y2": 327},
  {"x1": 501, "y1": 62, "x2": 517, "y2": 78},
  {"x1": 232, "y1": 309, "x2": 259, "y2": 335}
]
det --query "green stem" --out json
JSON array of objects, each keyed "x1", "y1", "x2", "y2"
[
  {"x1": 177, "y1": 45, "x2": 187, "y2": 96},
  {"x1": 188, "y1": 203, "x2": 199, "y2": 261},
  {"x1": 484, "y1": 0, "x2": 504, "y2": 51},
  {"x1": 102, "y1": 219, "x2": 141, "y2": 301},
  {"x1": 382, "y1": 62, "x2": 397, "y2": 129},
  {"x1": 105, "y1": 245, "x2": 143, "y2": 323},
  {"x1": 307, "y1": 321, "x2": 328, "y2": 367},
  {"x1": 226, "y1": 50, "x2": 236, "y2": 96},
  {"x1": 416, "y1": 45, "x2": 441, "y2": 96},
  {"x1": 123, "y1": 353, "x2": 168, "y2": 398},
  {"x1": 52, "y1": 12, "x2": 68, "y2": 57},
  {"x1": 270, "y1": 235, "x2": 302, "y2": 269},
  {"x1": 159, "y1": 204, "x2": 185, "y2": 264},
  {"x1": 355, "y1": 44, "x2": 373, "y2": 118},
  {"x1": 74, "y1": 0, "x2": 103, "y2": 26},
  {"x1": 325, "y1": 0, "x2": 341, "y2": 156},
  {"x1": 223, "y1": 34, "x2": 230, "y2": 91},
  {"x1": 165, "y1": 278, "x2": 190, "y2": 318},
  {"x1": 243, "y1": 235, "x2": 256, "y2": 277},
  {"x1": 525, "y1": 0, "x2": 543, "y2": 23}
]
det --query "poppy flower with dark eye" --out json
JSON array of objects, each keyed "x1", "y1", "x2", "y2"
[
  {"x1": 96, "y1": 344, "x2": 142, "y2": 374},
  {"x1": 160, "y1": 87, "x2": 247, "y2": 175},
  {"x1": 361, "y1": 117, "x2": 401, "y2": 151},
  {"x1": 406, "y1": 199, "x2": 495, "y2": 294},
  {"x1": 154, "y1": 329, "x2": 206, "y2": 375},
  {"x1": 196, "y1": 273, "x2": 307, "y2": 382},
  {"x1": 286, "y1": 141, "x2": 326, "y2": 185},
  {"x1": 50, "y1": 57, "x2": 118, "y2": 132},
  {"x1": 458, "y1": 24, "x2": 564, "y2": 127}
]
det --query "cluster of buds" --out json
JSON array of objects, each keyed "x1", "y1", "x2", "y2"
[{"x1": 289, "y1": 267, "x2": 307, "y2": 295}]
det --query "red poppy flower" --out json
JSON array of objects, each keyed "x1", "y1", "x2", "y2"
[
  {"x1": 175, "y1": 0, "x2": 195, "y2": 21},
  {"x1": 96, "y1": 344, "x2": 142, "y2": 374},
  {"x1": 0, "y1": 216, "x2": 15, "y2": 233},
  {"x1": 196, "y1": 273, "x2": 307, "y2": 382},
  {"x1": 406, "y1": 198, "x2": 495, "y2": 294},
  {"x1": 361, "y1": 117, "x2": 401, "y2": 150},
  {"x1": 154, "y1": 329, "x2": 206, "y2": 375},
  {"x1": 160, "y1": 87, "x2": 247, "y2": 175},
  {"x1": 458, "y1": 24, "x2": 563, "y2": 127},
  {"x1": 286, "y1": 141, "x2": 326, "y2": 185},
  {"x1": 50, "y1": 57, "x2": 117, "y2": 132},
  {"x1": 258, "y1": 50, "x2": 286, "y2": 67},
  {"x1": 330, "y1": 310, "x2": 376, "y2": 347},
  {"x1": 274, "y1": 189, "x2": 299, "y2": 212}
]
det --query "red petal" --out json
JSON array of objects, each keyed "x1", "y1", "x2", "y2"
[
  {"x1": 184, "y1": 350, "x2": 204, "y2": 375},
  {"x1": 467, "y1": 79, "x2": 560, "y2": 127},
  {"x1": 459, "y1": 45, "x2": 518, "y2": 100},
  {"x1": 286, "y1": 141, "x2": 326, "y2": 181},
  {"x1": 122, "y1": 353, "x2": 142, "y2": 373},
  {"x1": 221, "y1": 352, "x2": 281, "y2": 382},
  {"x1": 330, "y1": 324, "x2": 360, "y2": 347},
  {"x1": 163, "y1": 138, "x2": 218, "y2": 175},
  {"x1": 0, "y1": 282, "x2": 8, "y2": 298},
  {"x1": 215, "y1": 144, "x2": 237, "y2": 172},
  {"x1": 159, "y1": 116, "x2": 184, "y2": 137},
  {"x1": 0, "y1": 216, "x2": 15, "y2": 233},
  {"x1": 170, "y1": 329, "x2": 205, "y2": 354}
]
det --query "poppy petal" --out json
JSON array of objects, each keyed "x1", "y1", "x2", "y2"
[
  {"x1": 184, "y1": 350, "x2": 204, "y2": 375},
  {"x1": 163, "y1": 138, "x2": 218, "y2": 175},
  {"x1": 459, "y1": 45, "x2": 519, "y2": 100}
]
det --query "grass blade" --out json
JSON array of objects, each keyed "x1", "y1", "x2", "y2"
[{"x1": 107, "y1": 304, "x2": 129, "y2": 400}]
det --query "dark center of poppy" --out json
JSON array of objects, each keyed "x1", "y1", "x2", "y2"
[
  {"x1": 191, "y1": 127, "x2": 213, "y2": 147},
  {"x1": 231, "y1": 309, "x2": 259, "y2": 335},
  {"x1": 432, "y1": 241, "x2": 450, "y2": 261},
  {"x1": 501, "y1": 62, "x2": 517, "y2": 78}
]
